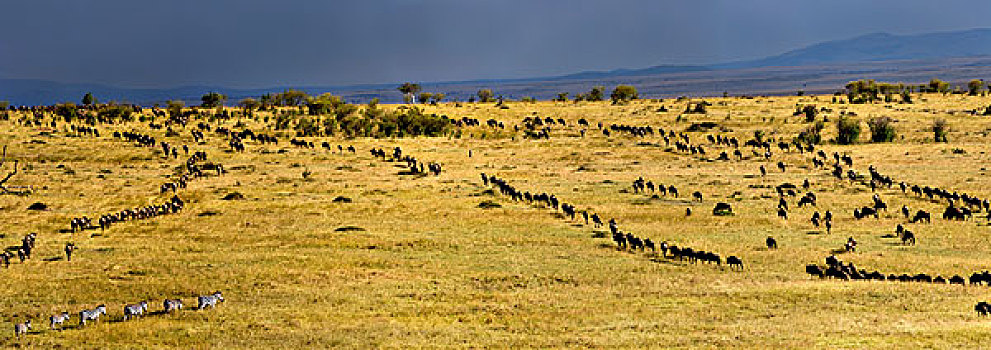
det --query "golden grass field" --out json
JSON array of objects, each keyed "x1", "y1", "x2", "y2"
[{"x1": 3, "y1": 93, "x2": 991, "y2": 348}]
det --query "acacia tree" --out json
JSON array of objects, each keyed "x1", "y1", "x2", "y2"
[
  {"x1": 610, "y1": 85, "x2": 638, "y2": 104},
  {"x1": 397, "y1": 82, "x2": 421, "y2": 104},
  {"x1": 238, "y1": 98, "x2": 259, "y2": 111},
  {"x1": 588, "y1": 86, "x2": 605, "y2": 101},
  {"x1": 82, "y1": 92, "x2": 96, "y2": 106},
  {"x1": 968, "y1": 79, "x2": 985, "y2": 96},
  {"x1": 201, "y1": 92, "x2": 227, "y2": 108},
  {"x1": 476, "y1": 89, "x2": 494, "y2": 103},
  {"x1": 417, "y1": 92, "x2": 433, "y2": 104}
]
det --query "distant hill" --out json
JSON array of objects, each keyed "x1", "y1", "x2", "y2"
[
  {"x1": 718, "y1": 28, "x2": 991, "y2": 69},
  {"x1": 4, "y1": 28, "x2": 991, "y2": 105}
]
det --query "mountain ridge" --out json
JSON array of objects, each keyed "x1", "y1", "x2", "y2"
[{"x1": 4, "y1": 28, "x2": 991, "y2": 105}]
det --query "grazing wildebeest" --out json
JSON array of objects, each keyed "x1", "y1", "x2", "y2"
[
  {"x1": 845, "y1": 237, "x2": 857, "y2": 252},
  {"x1": 777, "y1": 207, "x2": 788, "y2": 220},
  {"x1": 901, "y1": 205, "x2": 910, "y2": 219},
  {"x1": 949, "y1": 275, "x2": 966, "y2": 285},
  {"x1": 13, "y1": 320, "x2": 30, "y2": 339},
  {"x1": 198, "y1": 291, "x2": 225, "y2": 310},
  {"x1": 977, "y1": 302, "x2": 990, "y2": 316},
  {"x1": 911, "y1": 210, "x2": 931, "y2": 223},
  {"x1": 686, "y1": 207, "x2": 692, "y2": 216},
  {"x1": 726, "y1": 256, "x2": 743, "y2": 270},
  {"x1": 692, "y1": 191, "x2": 703, "y2": 202},
  {"x1": 766, "y1": 237, "x2": 777, "y2": 250},
  {"x1": 901, "y1": 230, "x2": 916, "y2": 245},
  {"x1": 164, "y1": 299, "x2": 184, "y2": 313},
  {"x1": 806, "y1": 264, "x2": 824, "y2": 278},
  {"x1": 65, "y1": 242, "x2": 75, "y2": 261},
  {"x1": 759, "y1": 165, "x2": 767, "y2": 176},
  {"x1": 49, "y1": 312, "x2": 70, "y2": 330},
  {"x1": 123, "y1": 301, "x2": 149, "y2": 321},
  {"x1": 644, "y1": 238, "x2": 655, "y2": 252}
]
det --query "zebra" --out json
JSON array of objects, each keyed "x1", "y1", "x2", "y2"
[
  {"x1": 50, "y1": 312, "x2": 71, "y2": 330},
  {"x1": 123, "y1": 301, "x2": 149, "y2": 320},
  {"x1": 13, "y1": 320, "x2": 30, "y2": 338},
  {"x1": 163, "y1": 298, "x2": 184, "y2": 313},
  {"x1": 197, "y1": 291, "x2": 224, "y2": 310},
  {"x1": 79, "y1": 305, "x2": 107, "y2": 326}
]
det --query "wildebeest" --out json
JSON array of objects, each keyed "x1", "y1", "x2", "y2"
[
  {"x1": 901, "y1": 230, "x2": 916, "y2": 245},
  {"x1": 911, "y1": 210, "x2": 931, "y2": 223},
  {"x1": 64, "y1": 242, "x2": 75, "y2": 261},
  {"x1": 977, "y1": 302, "x2": 990, "y2": 316},
  {"x1": 726, "y1": 256, "x2": 743, "y2": 270},
  {"x1": 766, "y1": 237, "x2": 777, "y2": 249},
  {"x1": 806, "y1": 264, "x2": 824, "y2": 278},
  {"x1": 692, "y1": 191, "x2": 703, "y2": 202}
]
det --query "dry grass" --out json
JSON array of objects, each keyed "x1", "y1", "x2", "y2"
[{"x1": 3, "y1": 93, "x2": 991, "y2": 348}]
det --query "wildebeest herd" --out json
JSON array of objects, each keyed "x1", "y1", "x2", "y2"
[
  {"x1": 6, "y1": 97, "x2": 991, "y2": 346},
  {"x1": 483, "y1": 173, "x2": 743, "y2": 270}
]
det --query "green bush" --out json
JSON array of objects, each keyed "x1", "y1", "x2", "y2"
[
  {"x1": 867, "y1": 116, "x2": 897, "y2": 143},
  {"x1": 835, "y1": 117, "x2": 861, "y2": 145},
  {"x1": 796, "y1": 120, "x2": 825, "y2": 145},
  {"x1": 932, "y1": 118, "x2": 949, "y2": 142}
]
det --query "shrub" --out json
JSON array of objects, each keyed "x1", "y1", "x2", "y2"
[
  {"x1": 795, "y1": 105, "x2": 817, "y2": 122},
  {"x1": 932, "y1": 118, "x2": 949, "y2": 142},
  {"x1": 867, "y1": 116, "x2": 896, "y2": 143},
  {"x1": 610, "y1": 85, "x2": 638, "y2": 104},
  {"x1": 796, "y1": 120, "x2": 825, "y2": 145},
  {"x1": 476, "y1": 89, "x2": 494, "y2": 103},
  {"x1": 835, "y1": 117, "x2": 861, "y2": 145}
]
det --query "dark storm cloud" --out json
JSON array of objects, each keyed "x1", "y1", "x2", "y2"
[{"x1": 1, "y1": 0, "x2": 989, "y2": 88}]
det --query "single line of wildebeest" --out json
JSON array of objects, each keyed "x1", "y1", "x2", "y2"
[{"x1": 481, "y1": 173, "x2": 744, "y2": 270}]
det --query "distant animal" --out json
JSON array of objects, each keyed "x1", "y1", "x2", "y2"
[
  {"x1": 197, "y1": 291, "x2": 225, "y2": 310},
  {"x1": 123, "y1": 301, "x2": 149, "y2": 321},
  {"x1": 977, "y1": 302, "x2": 990, "y2": 316},
  {"x1": 806, "y1": 264, "x2": 824, "y2": 278},
  {"x1": 726, "y1": 256, "x2": 744, "y2": 270},
  {"x1": 901, "y1": 230, "x2": 916, "y2": 245},
  {"x1": 79, "y1": 305, "x2": 107, "y2": 326},
  {"x1": 49, "y1": 312, "x2": 70, "y2": 330},
  {"x1": 692, "y1": 191, "x2": 703, "y2": 202},
  {"x1": 14, "y1": 320, "x2": 30, "y2": 339},
  {"x1": 164, "y1": 299, "x2": 184, "y2": 313},
  {"x1": 766, "y1": 237, "x2": 777, "y2": 250}
]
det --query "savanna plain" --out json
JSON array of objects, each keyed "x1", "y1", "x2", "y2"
[{"x1": 3, "y1": 92, "x2": 991, "y2": 348}]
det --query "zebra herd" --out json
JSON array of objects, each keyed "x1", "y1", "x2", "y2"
[{"x1": 11, "y1": 292, "x2": 224, "y2": 339}]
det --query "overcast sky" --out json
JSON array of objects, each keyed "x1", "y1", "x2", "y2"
[{"x1": 1, "y1": 0, "x2": 989, "y2": 88}]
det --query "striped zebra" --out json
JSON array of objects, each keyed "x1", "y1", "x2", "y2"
[
  {"x1": 123, "y1": 301, "x2": 149, "y2": 321},
  {"x1": 163, "y1": 298, "x2": 183, "y2": 313},
  {"x1": 13, "y1": 320, "x2": 30, "y2": 338},
  {"x1": 197, "y1": 291, "x2": 224, "y2": 310},
  {"x1": 49, "y1": 312, "x2": 71, "y2": 330},
  {"x1": 79, "y1": 305, "x2": 107, "y2": 326}
]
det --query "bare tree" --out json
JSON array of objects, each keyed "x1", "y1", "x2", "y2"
[{"x1": 0, "y1": 146, "x2": 30, "y2": 195}]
